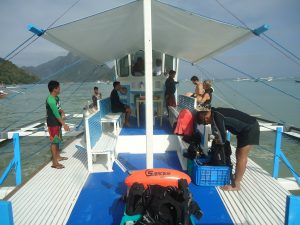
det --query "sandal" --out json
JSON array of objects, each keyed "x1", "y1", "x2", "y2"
[{"x1": 51, "y1": 164, "x2": 65, "y2": 169}]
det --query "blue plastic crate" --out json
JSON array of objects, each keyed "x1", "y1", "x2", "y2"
[{"x1": 192, "y1": 159, "x2": 231, "y2": 186}]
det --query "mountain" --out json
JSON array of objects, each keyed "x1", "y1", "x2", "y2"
[
  {"x1": 0, "y1": 58, "x2": 39, "y2": 84},
  {"x1": 22, "y1": 53, "x2": 114, "y2": 83}
]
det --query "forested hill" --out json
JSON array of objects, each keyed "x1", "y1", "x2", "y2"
[
  {"x1": 22, "y1": 53, "x2": 114, "y2": 83},
  {"x1": 0, "y1": 58, "x2": 39, "y2": 84}
]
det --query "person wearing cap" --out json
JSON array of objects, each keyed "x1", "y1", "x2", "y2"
[{"x1": 195, "y1": 107, "x2": 260, "y2": 191}]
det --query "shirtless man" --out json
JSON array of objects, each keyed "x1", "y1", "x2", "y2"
[{"x1": 185, "y1": 76, "x2": 204, "y2": 99}]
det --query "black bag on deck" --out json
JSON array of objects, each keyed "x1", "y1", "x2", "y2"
[
  {"x1": 210, "y1": 140, "x2": 232, "y2": 166},
  {"x1": 135, "y1": 179, "x2": 202, "y2": 225},
  {"x1": 183, "y1": 142, "x2": 204, "y2": 160},
  {"x1": 125, "y1": 182, "x2": 145, "y2": 215}
]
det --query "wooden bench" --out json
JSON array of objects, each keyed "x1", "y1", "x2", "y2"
[
  {"x1": 85, "y1": 109, "x2": 117, "y2": 172},
  {"x1": 98, "y1": 98, "x2": 123, "y2": 135}
]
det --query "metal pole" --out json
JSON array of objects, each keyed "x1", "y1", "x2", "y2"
[
  {"x1": 143, "y1": 0, "x2": 153, "y2": 169},
  {"x1": 285, "y1": 195, "x2": 300, "y2": 225},
  {"x1": 13, "y1": 133, "x2": 22, "y2": 185},
  {"x1": 272, "y1": 127, "x2": 282, "y2": 179},
  {"x1": 0, "y1": 201, "x2": 14, "y2": 225}
]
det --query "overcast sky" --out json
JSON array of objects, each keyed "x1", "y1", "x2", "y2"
[{"x1": 0, "y1": 0, "x2": 300, "y2": 79}]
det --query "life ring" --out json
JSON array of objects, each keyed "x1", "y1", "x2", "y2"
[{"x1": 125, "y1": 168, "x2": 191, "y2": 188}]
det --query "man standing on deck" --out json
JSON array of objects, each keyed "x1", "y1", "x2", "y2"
[
  {"x1": 195, "y1": 107, "x2": 260, "y2": 191},
  {"x1": 165, "y1": 70, "x2": 179, "y2": 115},
  {"x1": 92, "y1": 86, "x2": 102, "y2": 110},
  {"x1": 46, "y1": 80, "x2": 70, "y2": 169}
]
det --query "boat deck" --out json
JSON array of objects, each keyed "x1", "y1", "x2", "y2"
[
  {"x1": 6, "y1": 121, "x2": 290, "y2": 225},
  {"x1": 219, "y1": 147, "x2": 290, "y2": 225},
  {"x1": 7, "y1": 138, "x2": 89, "y2": 225}
]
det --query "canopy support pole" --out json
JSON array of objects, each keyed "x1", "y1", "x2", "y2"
[{"x1": 143, "y1": 0, "x2": 153, "y2": 169}]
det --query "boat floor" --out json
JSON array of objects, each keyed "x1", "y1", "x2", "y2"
[{"x1": 7, "y1": 119, "x2": 290, "y2": 225}]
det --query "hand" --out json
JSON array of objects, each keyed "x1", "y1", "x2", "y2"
[{"x1": 63, "y1": 124, "x2": 70, "y2": 131}]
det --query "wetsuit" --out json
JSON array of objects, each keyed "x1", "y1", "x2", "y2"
[{"x1": 211, "y1": 107, "x2": 260, "y2": 148}]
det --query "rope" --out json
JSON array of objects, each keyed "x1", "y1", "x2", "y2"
[
  {"x1": 1, "y1": 64, "x2": 100, "y2": 132},
  {"x1": 214, "y1": 0, "x2": 300, "y2": 67},
  {"x1": 3, "y1": 34, "x2": 36, "y2": 61},
  {"x1": 1, "y1": 0, "x2": 82, "y2": 63},
  {"x1": 0, "y1": 59, "x2": 82, "y2": 105},
  {"x1": 213, "y1": 57, "x2": 300, "y2": 102},
  {"x1": 194, "y1": 65, "x2": 236, "y2": 108},
  {"x1": 194, "y1": 63, "x2": 287, "y2": 124},
  {"x1": 218, "y1": 77, "x2": 286, "y2": 124},
  {"x1": 259, "y1": 35, "x2": 300, "y2": 67},
  {"x1": 45, "y1": 0, "x2": 82, "y2": 30},
  {"x1": 5, "y1": 36, "x2": 40, "y2": 62},
  {"x1": 261, "y1": 34, "x2": 300, "y2": 62}
]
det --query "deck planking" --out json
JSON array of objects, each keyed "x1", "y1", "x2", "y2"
[
  {"x1": 8, "y1": 137, "x2": 88, "y2": 225},
  {"x1": 218, "y1": 146, "x2": 290, "y2": 225}
]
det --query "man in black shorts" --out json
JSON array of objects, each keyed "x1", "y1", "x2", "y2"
[
  {"x1": 110, "y1": 81, "x2": 131, "y2": 127},
  {"x1": 196, "y1": 107, "x2": 260, "y2": 191}
]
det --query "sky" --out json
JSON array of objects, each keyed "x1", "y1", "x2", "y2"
[{"x1": 0, "y1": 0, "x2": 300, "y2": 79}]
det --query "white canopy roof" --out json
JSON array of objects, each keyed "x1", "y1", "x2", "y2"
[{"x1": 43, "y1": 0, "x2": 254, "y2": 64}]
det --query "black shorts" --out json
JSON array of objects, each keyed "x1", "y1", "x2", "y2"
[
  {"x1": 236, "y1": 121, "x2": 260, "y2": 148},
  {"x1": 112, "y1": 106, "x2": 126, "y2": 113}
]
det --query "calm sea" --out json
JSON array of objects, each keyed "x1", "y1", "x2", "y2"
[{"x1": 0, "y1": 79, "x2": 299, "y2": 194}]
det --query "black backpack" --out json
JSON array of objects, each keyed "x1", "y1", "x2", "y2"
[
  {"x1": 124, "y1": 179, "x2": 202, "y2": 225},
  {"x1": 183, "y1": 142, "x2": 204, "y2": 160},
  {"x1": 125, "y1": 183, "x2": 145, "y2": 215},
  {"x1": 210, "y1": 140, "x2": 232, "y2": 166}
]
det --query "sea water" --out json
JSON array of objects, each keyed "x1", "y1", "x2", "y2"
[{"x1": 0, "y1": 79, "x2": 299, "y2": 194}]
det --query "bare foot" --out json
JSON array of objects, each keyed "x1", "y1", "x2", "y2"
[
  {"x1": 58, "y1": 157, "x2": 68, "y2": 161},
  {"x1": 51, "y1": 164, "x2": 65, "y2": 169},
  {"x1": 221, "y1": 184, "x2": 241, "y2": 191},
  {"x1": 124, "y1": 122, "x2": 131, "y2": 128}
]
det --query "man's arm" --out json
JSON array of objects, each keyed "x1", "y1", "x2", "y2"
[{"x1": 47, "y1": 97, "x2": 69, "y2": 131}]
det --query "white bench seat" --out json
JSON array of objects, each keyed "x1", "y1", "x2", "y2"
[
  {"x1": 91, "y1": 133, "x2": 117, "y2": 171},
  {"x1": 99, "y1": 98, "x2": 123, "y2": 135},
  {"x1": 85, "y1": 107, "x2": 118, "y2": 173},
  {"x1": 100, "y1": 112, "x2": 123, "y2": 135}
]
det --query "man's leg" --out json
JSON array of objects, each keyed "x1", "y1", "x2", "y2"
[
  {"x1": 51, "y1": 143, "x2": 64, "y2": 168},
  {"x1": 125, "y1": 107, "x2": 131, "y2": 126},
  {"x1": 221, "y1": 145, "x2": 252, "y2": 191}
]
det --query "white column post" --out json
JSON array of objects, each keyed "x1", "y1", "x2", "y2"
[{"x1": 143, "y1": 0, "x2": 153, "y2": 169}]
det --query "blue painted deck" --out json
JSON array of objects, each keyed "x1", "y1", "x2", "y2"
[
  {"x1": 67, "y1": 152, "x2": 233, "y2": 225},
  {"x1": 119, "y1": 116, "x2": 173, "y2": 135}
]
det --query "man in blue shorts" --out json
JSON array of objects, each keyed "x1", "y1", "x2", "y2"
[{"x1": 196, "y1": 107, "x2": 260, "y2": 191}]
